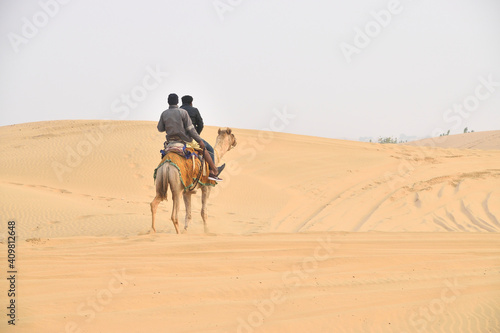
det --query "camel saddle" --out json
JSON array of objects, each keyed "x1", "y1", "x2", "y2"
[{"x1": 153, "y1": 147, "x2": 216, "y2": 191}]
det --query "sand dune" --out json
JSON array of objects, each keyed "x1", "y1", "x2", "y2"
[
  {"x1": 406, "y1": 130, "x2": 500, "y2": 150},
  {"x1": 0, "y1": 121, "x2": 499, "y2": 332}
]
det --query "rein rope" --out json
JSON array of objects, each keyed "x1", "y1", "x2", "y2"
[{"x1": 190, "y1": 148, "x2": 205, "y2": 191}]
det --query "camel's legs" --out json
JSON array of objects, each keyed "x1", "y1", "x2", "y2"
[
  {"x1": 183, "y1": 192, "x2": 193, "y2": 231},
  {"x1": 171, "y1": 191, "x2": 182, "y2": 234},
  {"x1": 201, "y1": 186, "x2": 211, "y2": 233},
  {"x1": 150, "y1": 196, "x2": 162, "y2": 232}
]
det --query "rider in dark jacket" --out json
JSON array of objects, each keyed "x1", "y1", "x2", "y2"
[
  {"x1": 180, "y1": 95, "x2": 215, "y2": 162},
  {"x1": 181, "y1": 95, "x2": 204, "y2": 134}
]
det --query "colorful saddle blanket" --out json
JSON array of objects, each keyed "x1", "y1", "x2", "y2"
[{"x1": 153, "y1": 148, "x2": 216, "y2": 191}]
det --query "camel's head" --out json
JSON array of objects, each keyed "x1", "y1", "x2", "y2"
[{"x1": 217, "y1": 127, "x2": 237, "y2": 150}]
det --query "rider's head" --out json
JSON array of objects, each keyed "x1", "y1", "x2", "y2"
[
  {"x1": 181, "y1": 95, "x2": 193, "y2": 105},
  {"x1": 167, "y1": 93, "x2": 179, "y2": 106}
]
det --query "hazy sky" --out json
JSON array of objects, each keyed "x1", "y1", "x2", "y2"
[{"x1": 1, "y1": 0, "x2": 499, "y2": 140}]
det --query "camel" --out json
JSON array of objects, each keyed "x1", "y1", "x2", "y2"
[{"x1": 150, "y1": 128, "x2": 237, "y2": 233}]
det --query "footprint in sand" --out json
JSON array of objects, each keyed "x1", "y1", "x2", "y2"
[
  {"x1": 77, "y1": 215, "x2": 95, "y2": 220},
  {"x1": 97, "y1": 196, "x2": 115, "y2": 201}
]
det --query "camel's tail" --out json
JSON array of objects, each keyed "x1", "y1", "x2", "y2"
[{"x1": 155, "y1": 164, "x2": 169, "y2": 201}]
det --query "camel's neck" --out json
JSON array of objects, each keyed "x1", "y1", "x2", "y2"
[{"x1": 213, "y1": 139, "x2": 231, "y2": 165}]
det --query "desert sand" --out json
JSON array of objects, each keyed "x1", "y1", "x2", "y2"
[{"x1": 0, "y1": 120, "x2": 499, "y2": 333}]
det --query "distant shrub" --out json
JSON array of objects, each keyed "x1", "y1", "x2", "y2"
[
  {"x1": 378, "y1": 137, "x2": 398, "y2": 144},
  {"x1": 440, "y1": 129, "x2": 451, "y2": 137}
]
